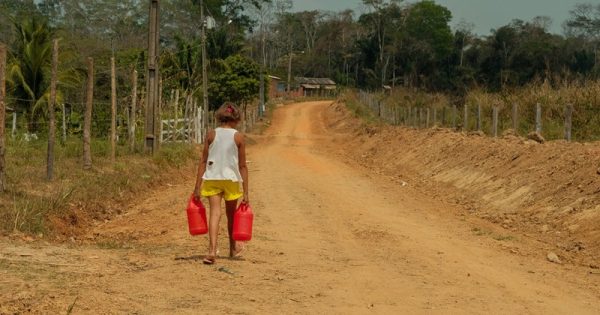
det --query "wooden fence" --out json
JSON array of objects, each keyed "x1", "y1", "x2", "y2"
[{"x1": 358, "y1": 91, "x2": 590, "y2": 142}]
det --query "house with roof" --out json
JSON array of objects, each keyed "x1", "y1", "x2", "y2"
[
  {"x1": 295, "y1": 77, "x2": 337, "y2": 97},
  {"x1": 268, "y1": 76, "x2": 338, "y2": 100}
]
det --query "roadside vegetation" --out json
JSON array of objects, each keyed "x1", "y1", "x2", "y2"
[
  {"x1": 1, "y1": 0, "x2": 600, "y2": 235},
  {"x1": 0, "y1": 139, "x2": 196, "y2": 237}
]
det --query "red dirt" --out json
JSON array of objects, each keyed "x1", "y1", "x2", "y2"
[
  {"x1": 325, "y1": 100, "x2": 600, "y2": 268},
  {"x1": 0, "y1": 101, "x2": 599, "y2": 314}
]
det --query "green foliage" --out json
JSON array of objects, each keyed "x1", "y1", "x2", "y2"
[
  {"x1": 162, "y1": 36, "x2": 202, "y2": 93},
  {"x1": 7, "y1": 16, "x2": 53, "y2": 129},
  {"x1": 209, "y1": 55, "x2": 260, "y2": 108},
  {"x1": 405, "y1": 1, "x2": 453, "y2": 59}
]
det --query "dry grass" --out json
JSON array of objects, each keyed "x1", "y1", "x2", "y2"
[
  {"x1": 0, "y1": 138, "x2": 197, "y2": 237},
  {"x1": 368, "y1": 81, "x2": 600, "y2": 141}
]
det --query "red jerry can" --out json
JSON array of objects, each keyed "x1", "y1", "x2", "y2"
[
  {"x1": 186, "y1": 195, "x2": 208, "y2": 235},
  {"x1": 233, "y1": 203, "x2": 254, "y2": 241}
]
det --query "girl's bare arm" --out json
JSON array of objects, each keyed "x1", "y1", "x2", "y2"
[
  {"x1": 235, "y1": 132, "x2": 249, "y2": 203},
  {"x1": 193, "y1": 130, "x2": 215, "y2": 199}
]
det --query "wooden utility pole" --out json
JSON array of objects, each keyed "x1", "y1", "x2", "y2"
[
  {"x1": 146, "y1": 0, "x2": 160, "y2": 154},
  {"x1": 47, "y1": 39, "x2": 58, "y2": 181},
  {"x1": 83, "y1": 57, "x2": 94, "y2": 170},
  {"x1": 0, "y1": 44, "x2": 7, "y2": 192},
  {"x1": 110, "y1": 56, "x2": 117, "y2": 163},
  {"x1": 201, "y1": 0, "x2": 209, "y2": 139},
  {"x1": 130, "y1": 69, "x2": 137, "y2": 153}
]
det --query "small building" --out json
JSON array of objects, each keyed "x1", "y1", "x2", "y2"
[
  {"x1": 295, "y1": 77, "x2": 337, "y2": 97},
  {"x1": 268, "y1": 76, "x2": 338, "y2": 99},
  {"x1": 268, "y1": 75, "x2": 287, "y2": 100}
]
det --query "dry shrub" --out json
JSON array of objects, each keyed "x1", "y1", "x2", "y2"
[
  {"x1": 371, "y1": 80, "x2": 600, "y2": 141},
  {"x1": 0, "y1": 139, "x2": 197, "y2": 237}
]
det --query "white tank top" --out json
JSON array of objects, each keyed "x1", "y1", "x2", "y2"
[{"x1": 202, "y1": 128, "x2": 243, "y2": 182}]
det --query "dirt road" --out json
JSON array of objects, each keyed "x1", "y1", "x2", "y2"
[{"x1": 1, "y1": 101, "x2": 599, "y2": 314}]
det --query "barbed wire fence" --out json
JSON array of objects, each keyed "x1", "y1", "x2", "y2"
[
  {"x1": 358, "y1": 91, "x2": 600, "y2": 143},
  {"x1": 0, "y1": 39, "x2": 262, "y2": 190}
]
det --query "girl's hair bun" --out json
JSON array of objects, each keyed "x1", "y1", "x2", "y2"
[{"x1": 215, "y1": 102, "x2": 241, "y2": 123}]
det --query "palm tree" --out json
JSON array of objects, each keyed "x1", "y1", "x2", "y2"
[
  {"x1": 8, "y1": 17, "x2": 53, "y2": 132},
  {"x1": 7, "y1": 17, "x2": 80, "y2": 133}
]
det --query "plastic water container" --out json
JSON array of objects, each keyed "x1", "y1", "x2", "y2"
[
  {"x1": 186, "y1": 195, "x2": 208, "y2": 235},
  {"x1": 232, "y1": 203, "x2": 253, "y2": 241}
]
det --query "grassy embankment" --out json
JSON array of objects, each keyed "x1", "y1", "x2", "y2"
[{"x1": 0, "y1": 137, "x2": 197, "y2": 238}]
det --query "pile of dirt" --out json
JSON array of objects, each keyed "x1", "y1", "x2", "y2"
[{"x1": 324, "y1": 100, "x2": 600, "y2": 268}]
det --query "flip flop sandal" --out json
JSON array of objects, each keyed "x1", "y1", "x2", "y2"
[
  {"x1": 230, "y1": 245, "x2": 245, "y2": 259},
  {"x1": 202, "y1": 256, "x2": 216, "y2": 265}
]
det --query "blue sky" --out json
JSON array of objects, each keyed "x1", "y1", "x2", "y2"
[{"x1": 292, "y1": 0, "x2": 583, "y2": 35}]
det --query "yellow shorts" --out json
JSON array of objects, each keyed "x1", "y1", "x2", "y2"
[{"x1": 201, "y1": 180, "x2": 243, "y2": 201}]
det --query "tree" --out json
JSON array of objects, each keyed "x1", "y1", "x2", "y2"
[
  {"x1": 358, "y1": 0, "x2": 403, "y2": 87},
  {"x1": 565, "y1": 3, "x2": 600, "y2": 71},
  {"x1": 7, "y1": 17, "x2": 80, "y2": 132},
  {"x1": 209, "y1": 54, "x2": 260, "y2": 110},
  {"x1": 8, "y1": 17, "x2": 54, "y2": 132}
]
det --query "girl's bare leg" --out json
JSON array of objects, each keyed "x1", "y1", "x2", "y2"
[
  {"x1": 207, "y1": 194, "x2": 223, "y2": 258},
  {"x1": 225, "y1": 199, "x2": 242, "y2": 257}
]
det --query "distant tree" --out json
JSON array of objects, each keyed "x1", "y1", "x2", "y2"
[
  {"x1": 403, "y1": 0, "x2": 454, "y2": 89},
  {"x1": 209, "y1": 54, "x2": 260, "y2": 110},
  {"x1": 564, "y1": 3, "x2": 600, "y2": 72}
]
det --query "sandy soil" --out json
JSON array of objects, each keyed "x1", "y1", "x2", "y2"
[{"x1": 1, "y1": 101, "x2": 599, "y2": 314}]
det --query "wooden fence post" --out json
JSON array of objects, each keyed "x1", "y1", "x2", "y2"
[
  {"x1": 433, "y1": 108, "x2": 437, "y2": 127},
  {"x1": 476, "y1": 103, "x2": 482, "y2": 131},
  {"x1": 426, "y1": 108, "x2": 430, "y2": 128},
  {"x1": 564, "y1": 104, "x2": 573, "y2": 142},
  {"x1": 130, "y1": 69, "x2": 137, "y2": 153},
  {"x1": 535, "y1": 103, "x2": 542, "y2": 134},
  {"x1": 0, "y1": 44, "x2": 6, "y2": 191},
  {"x1": 190, "y1": 98, "x2": 197, "y2": 144},
  {"x1": 11, "y1": 112, "x2": 16, "y2": 139},
  {"x1": 492, "y1": 106, "x2": 499, "y2": 137},
  {"x1": 174, "y1": 89, "x2": 179, "y2": 142},
  {"x1": 83, "y1": 58, "x2": 94, "y2": 170},
  {"x1": 441, "y1": 107, "x2": 446, "y2": 127},
  {"x1": 61, "y1": 103, "x2": 67, "y2": 144},
  {"x1": 512, "y1": 102, "x2": 518, "y2": 132},
  {"x1": 463, "y1": 104, "x2": 468, "y2": 131},
  {"x1": 414, "y1": 107, "x2": 418, "y2": 128},
  {"x1": 110, "y1": 56, "x2": 117, "y2": 163},
  {"x1": 452, "y1": 105, "x2": 457, "y2": 129},
  {"x1": 47, "y1": 39, "x2": 58, "y2": 181}
]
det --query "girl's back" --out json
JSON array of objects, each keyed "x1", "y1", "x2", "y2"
[{"x1": 203, "y1": 128, "x2": 242, "y2": 182}]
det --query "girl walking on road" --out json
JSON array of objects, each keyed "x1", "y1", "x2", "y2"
[{"x1": 193, "y1": 102, "x2": 249, "y2": 265}]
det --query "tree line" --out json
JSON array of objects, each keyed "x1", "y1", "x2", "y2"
[
  {"x1": 247, "y1": 0, "x2": 600, "y2": 94},
  {"x1": 0, "y1": 0, "x2": 266, "y2": 135},
  {"x1": 1, "y1": 0, "x2": 599, "y2": 134}
]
